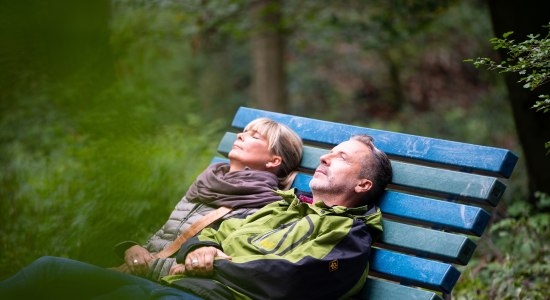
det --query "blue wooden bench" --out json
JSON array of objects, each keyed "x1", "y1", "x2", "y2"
[{"x1": 214, "y1": 107, "x2": 518, "y2": 299}]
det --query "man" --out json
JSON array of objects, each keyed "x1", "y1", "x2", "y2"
[
  {"x1": 162, "y1": 134, "x2": 392, "y2": 299},
  {"x1": 0, "y1": 134, "x2": 391, "y2": 300}
]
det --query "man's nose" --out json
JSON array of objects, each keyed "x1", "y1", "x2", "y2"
[{"x1": 319, "y1": 153, "x2": 330, "y2": 165}]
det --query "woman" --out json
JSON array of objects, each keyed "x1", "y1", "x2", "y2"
[
  {"x1": 117, "y1": 117, "x2": 303, "y2": 281},
  {"x1": 0, "y1": 117, "x2": 303, "y2": 299}
]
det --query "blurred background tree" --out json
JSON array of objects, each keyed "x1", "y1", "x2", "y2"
[
  {"x1": 1, "y1": 0, "x2": 548, "y2": 297},
  {"x1": 486, "y1": 0, "x2": 550, "y2": 202}
]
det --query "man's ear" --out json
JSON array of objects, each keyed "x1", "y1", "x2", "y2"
[
  {"x1": 266, "y1": 155, "x2": 282, "y2": 169},
  {"x1": 355, "y1": 179, "x2": 372, "y2": 194}
]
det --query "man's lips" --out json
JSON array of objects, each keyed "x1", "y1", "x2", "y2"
[{"x1": 315, "y1": 167, "x2": 327, "y2": 176}]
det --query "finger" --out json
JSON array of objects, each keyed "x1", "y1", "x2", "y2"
[
  {"x1": 169, "y1": 264, "x2": 177, "y2": 275},
  {"x1": 202, "y1": 252, "x2": 215, "y2": 274},
  {"x1": 185, "y1": 256, "x2": 197, "y2": 273},
  {"x1": 116, "y1": 263, "x2": 129, "y2": 273},
  {"x1": 130, "y1": 258, "x2": 141, "y2": 274},
  {"x1": 175, "y1": 265, "x2": 185, "y2": 275},
  {"x1": 169, "y1": 264, "x2": 184, "y2": 275},
  {"x1": 138, "y1": 254, "x2": 152, "y2": 273},
  {"x1": 125, "y1": 256, "x2": 134, "y2": 267},
  {"x1": 127, "y1": 258, "x2": 135, "y2": 272},
  {"x1": 137, "y1": 260, "x2": 148, "y2": 275},
  {"x1": 216, "y1": 249, "x2": 232, "y2": 260},
  {"x1": 195, "y1": 256, "x2": 207, "y2": 276},
  {"x1": 139, "y1": 249, "x2": 154, "y2": 264}
]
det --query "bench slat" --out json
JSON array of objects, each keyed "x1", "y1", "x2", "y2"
[
  {"x1": 370, "y1": 248, "x2": 460, "y2": 294},
  {"x1": 361, "y1": 278, "x2": 443, "y2": 300},
  {"x1": 232, "y1": 107, "x2": 518, "y2": 178},
  {"x1": 380, "y1": 220, "x2": 477, "y2": 265},
  {"x1": 219, "y1": 133, "x2": 506, "y2": 206},
  {"x1": 379, "y1": 191, "x2": 490, "y2": 236}
]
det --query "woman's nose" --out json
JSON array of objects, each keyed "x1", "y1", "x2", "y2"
[{"x1": 237, "y1": 132, "x2": 244, "y2": 140}]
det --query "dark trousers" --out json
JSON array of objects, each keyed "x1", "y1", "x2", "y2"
[{"x1": 0, "y1": 256, "x2": 202, "y2": 300}]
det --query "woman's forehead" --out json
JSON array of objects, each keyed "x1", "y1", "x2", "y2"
[{"x1": 246, "y1": 123, "x2": 270, "y2": 136}]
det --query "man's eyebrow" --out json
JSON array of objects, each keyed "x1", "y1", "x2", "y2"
[{"x1": 331, "y1": 149, "x2": 349, "y2": 157}]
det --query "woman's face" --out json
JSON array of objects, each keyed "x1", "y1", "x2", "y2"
[{"x1": 228, "y1": 129, "x2": 277, "y2": 171}]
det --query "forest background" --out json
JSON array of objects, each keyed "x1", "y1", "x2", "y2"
[{"x1": 0, "y1": 0, "x2": 548, "y2": 298}]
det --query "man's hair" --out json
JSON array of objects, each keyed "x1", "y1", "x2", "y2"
[
  {"x1": 350, "y1": 134, "x2": 393, "y2": 203},
  {"x1": 244, "y1": 118, "x2": 303, "y2": 188}
]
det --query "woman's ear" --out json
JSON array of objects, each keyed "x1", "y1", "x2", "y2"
[
  {"x1": 354, "y1": 179, "x2": 372, "y2": 194},
  {"x1": 266, "y1": 155, "x2": 282, "y2": 169}
]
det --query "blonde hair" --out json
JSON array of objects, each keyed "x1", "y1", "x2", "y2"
[{"x1": 244, "y1": 118, "x2": 303, "y2": 189}]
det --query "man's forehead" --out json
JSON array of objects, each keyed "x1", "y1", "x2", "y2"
[{"x1": 332, "y1": 140, "x2": 370, "y2": 156}]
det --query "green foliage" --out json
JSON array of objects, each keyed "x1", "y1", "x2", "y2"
[
  {"x1": 0, "y1": 3, "x2": 535, "y2": 297},
  {"x1": 466, "y1": 23, "x2": 550, "y2": 152},
  {"x1": 0, "y1": 1, "x2": 228, "y2": 279},
  {"x1": 467, "y1": 23, "x2": 550, "y2": 111},
  {"x1": 454, "y1": 193, "x2": 550, "y2": 299}
]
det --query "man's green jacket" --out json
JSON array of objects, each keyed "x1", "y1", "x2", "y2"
[{"x1": 163, "y1": 189, "x2": 383, "y2": 300}]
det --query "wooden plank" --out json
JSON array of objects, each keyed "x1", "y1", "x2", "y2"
[
  {"x1": 361, "y1": 278, "x2": 443, "y2": 300},
  {"x1": 231, "y1": 107, "x2": 518, "y2": 178},
  {"x1": 378, "y1": 191, "x2": 490, "y2": 237},
  {"x1": 391, "y1": 161, "x2": 506, "y2": 206},
  {"x1": 380, "y1": 220, "x2": 477, "y2": 265},
  {"x1": 219, "y1": 133, "x2": 506, "y2": 206},
  {"x1": 370, "y1": 249, "x2": 461, "y2": 294}
]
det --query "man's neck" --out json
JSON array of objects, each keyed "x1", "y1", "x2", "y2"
[{"x1": 311, "y1": 191, "x2": 359, "y2": 208}]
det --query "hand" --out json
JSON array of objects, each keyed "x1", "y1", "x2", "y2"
[
  {"x1": 169, "y1": 263, "x2": 186, "y2": 275},
  {"x1": 124, "y1": 245, "x2": 154, "y2": 275},
  {"x1": 184, "y1": 246, "x2": 232, "y2": 277}
]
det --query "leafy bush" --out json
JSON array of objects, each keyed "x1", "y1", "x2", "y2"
[
  {"x1": 454, "y1": 193, "x2": 550, "y2": 299},
  {"x1": 466, "y1": 23, "x2": 550, "y2": 151},
  {"x1": 0, "y1": 2, "x2": 227, "y2": 279}
]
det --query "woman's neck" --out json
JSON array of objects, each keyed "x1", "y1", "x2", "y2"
[{"x1": 229, "y1": 161, "x2": 244, "y2": 173}]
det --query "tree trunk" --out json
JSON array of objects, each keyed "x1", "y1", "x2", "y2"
[
  {"x1": 250, "y1": 0, "x2": 288, "y2": 113},
  {"x1": 487, "y1": 0, "x2": 550, "y2": 200}
]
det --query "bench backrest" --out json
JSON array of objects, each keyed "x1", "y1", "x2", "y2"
[{"x1": 214, "y1": 107, "x2": 518, "y2": 299}]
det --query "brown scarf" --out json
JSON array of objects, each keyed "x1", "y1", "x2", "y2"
[{"x1": 185, "y1": 162, "x2": 283, "y2": 208}]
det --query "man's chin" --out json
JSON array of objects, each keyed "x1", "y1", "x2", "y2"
[{"x1": 309, "y1": 180, "x2": 325, "y2": 191}]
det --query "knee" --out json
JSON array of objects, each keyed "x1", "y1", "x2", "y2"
[
  {"x1": 32, "y1": 256, "x2": 64, "y2": 268},
  {"x1": 27, "y1": 256, "x2": 72, "y2": 276}
]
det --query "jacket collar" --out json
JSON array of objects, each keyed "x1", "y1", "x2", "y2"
[{"x1": 274, "y1": 189, "x2": 383, "y2": 232}]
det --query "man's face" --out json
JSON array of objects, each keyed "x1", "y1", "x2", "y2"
[{"x1": 309, "y1": 140, "x2": 371, "y2": 197}]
